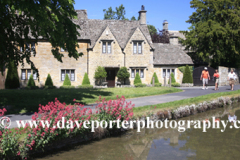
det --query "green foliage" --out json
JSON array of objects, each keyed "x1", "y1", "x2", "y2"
[
  {"x1": 1, "y1": 0, "x2": 82, "y2": 72},
  {"x1": 134, "y1": 73, "x2": 142, "y2": 85},
  {"x1": 45, "y1": 74, "x2": 53, "y2": 87},
  {"x1": 168, "y1": 73, "x2": 176, "y2": 84},
  {"x1": 178, "y1": 66, "x2": 193, "y2": 75},
  {"x1": 5, "y1": 61, "x2": 20, "y2": 89},
  {"x1": 103, "y1": 4, "x2": 127, "y2": 20},
  {"x1": 131, "y1": 16, "x2": 136, "y2": 21},
  {"x1": 117, "y1": 67, "x2": 130, "y2": 79},
  {"x1": 154, "y1": 83, "x2": 162, "y2": 87},
  {"x1": 78, "y1": 85, "x2": 93, "y2": 89},
  {"x1": 171, "y1": 83, "x2": 180, "y2": 87},
  {"x1": 182, "y1": 65, "x2": 193, "y2": 83},
  {"x1": 135, "y1": 83, "x2": 147, "y2": 87},
  {"x1": 27, "y1": 75, "x2": 36, "y2": 87},
  {"x1": 94, "y1": 66, "x2": 107, "y2": 79},
  {"x1": 151, "y1": 72, "x2": 159, "y2": 84},
  {"x1": 147, "y1": 25, "x2": 157, "y2": 35},
  {"x1": 63, "y1": 74, "x2": 71, "y2": 86},
  {"x1": 82, "y1": 73, "x2": 90, "y2": 85},
  {"x1": 60, "y1": 86, "x2": 75, "y2": 89},
  {"x1": 180, "y1": 0, "x2": 240, "y2": 68}
]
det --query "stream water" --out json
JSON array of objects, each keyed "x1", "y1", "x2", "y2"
[{"x1": 35, "y1": 104, "x2": 240, "y2": 160}]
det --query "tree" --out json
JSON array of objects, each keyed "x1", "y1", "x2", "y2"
[
  {"x1": 151, "y1": 29, "x2": 170, "y2": 43},
  {"x1": 131, "y1": 16, "x2": 136, "y2": 21},
  {"x1": 151, "y1": 72, "x2": 159, "y2": 84},
  {"x1": 27, "y1": 74, "x2": 36, "y2": 87},
  {"x1": 94, "y1": 66, "x2": 107, "y2": 85},
  {"x1": 45, "y1": 74, "x2": 54, "y2": 87},
  {"x1": 148, "y1": 25, "x2": 157, "y2": 35},
  {"x1": 5, "y1": 61, "x2": 20, "y2": 89},
  {"x1": 180, "y1": 0, "x2": 240, "y2": 68},
  {"x1": 63, "y1": 74, "x2": 71, "y2": 86},
  {"x1": 182, "y1": 65, "x2": 193, "y2": 83},
  {"x1": 82, "y1": 73, "x2": 90, "y2": 85},
  {"x1": 134, "y1": 73, "x2": 142, "y2": 85},
  {"x1": 117, "y1": 67, "x2": 130, "y2": 84},
  {"x1": 0, "y1": 0, "x2": 82, "y2": 73},
  {"x1": 103, "y1": 4, "x2": 127, "y2": 20},
  {"x1": 168, "y1": 73, "x2": 176, "y2": 84}
]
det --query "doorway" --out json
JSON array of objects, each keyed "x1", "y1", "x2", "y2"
[{"x1": 106, "y1": 68, "x2": 118, "y2": 87}]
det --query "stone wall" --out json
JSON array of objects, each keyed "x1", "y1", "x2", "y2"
[
  {"x1": 0, "y1": 70, "x2": 5, "y2": 89},
  {"x1": 218, "y1": 66, "x2": 240, "y2": 86}
]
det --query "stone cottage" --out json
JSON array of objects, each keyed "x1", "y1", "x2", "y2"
[{"x1": 9, "y1": 6, "x2": 193, "y2": 88}]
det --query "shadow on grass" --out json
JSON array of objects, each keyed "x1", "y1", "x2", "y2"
[{"x1": 0, "y1": 88, "x2": 113, "y2": 114}]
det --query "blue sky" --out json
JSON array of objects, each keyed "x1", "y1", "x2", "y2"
[{"x1": 74, "y1": 0, "x2": 196, "y2": 31}]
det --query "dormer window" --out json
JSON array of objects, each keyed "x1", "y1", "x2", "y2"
[
  {"x1": 102, "y1": 41, "x2": 112, "y2": 54},
  {"x1": 133, "y1": 41, "x2": 142, "y2": 54}
]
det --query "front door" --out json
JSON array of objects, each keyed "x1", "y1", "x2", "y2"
[{"x1": 106, "y1": 69, "x2": 115, "y2": 87}]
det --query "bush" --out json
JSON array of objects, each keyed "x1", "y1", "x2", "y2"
[
  {"x1": 60, "y1": 86, "x2": 75, "y2": 89},
  {"x1": 178, "y1": 66, "x2": 193, "y2": 75},
  {"x1": 171, "y1": 82, "x2": 180, "y2": 87},
  {"x1": 43, "y1": 86, "x2": 56, "y2": 89},
  {"x1": 134, "y1": 73, "x2": 142, "y2": 85},
  {"x1": 25, "y1": 86, "x2": 39, "y2": 90},
  {"x1": 27, "y1": 74, "x2": 36, "y2": 87},
  {"x1": 5, "y1": 61, "x2": 20, "y2": 89},
  {"x1": 94, "y1": 66, "x2": 107, "y2": 79},
  {"x1": 117, "y1": 67, "x2": 130, "y2": 84},
  {"x1": 78, "y1": 85, "x2": 93, "y2": 89},
  {"x1": 182, "y1": 65, "x2": 193, "y2": 83},
  {"x1": 82, "y1": 73, "x2": 90, "y2": 85},
  {"x1": 63, "y1": 74, "x2": 71, "y2": 86},
  {"x1": 151, "y1": 72, "x2": 159, "y2": 84},
  {"x1": 154, "y1": 83, "x2": 162, "y2": 87},
  {"x1": 168, "y1": 73, "x2": 176, "y2": 84},
  {"x1": 135, "y1": 83, "x2": 147, "y2": 87},
  {"x1": 45, "y1": 74, "x2": 53, "y2": 87}
]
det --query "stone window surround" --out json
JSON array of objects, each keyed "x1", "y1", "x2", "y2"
[
  {"x1": 131, "y1": 40, "x2": 145, "y2": 55},
  {"x1": 20, "y1": 42, "x2": 36, "y2": 52},
  {"x1": 61, "y1": 69, "x2": 75, "y2": 81},
  {"x1": 130, "y1": 67, "x2": 147, "y2": 79},
  {"x1": 162, "y1": 68, "x2": 175, "y2": 78},
  {"x1": 100, "y1": 40, "x2": 114, "y2": 54},
  {"x1": 21, "y1": 69, "x2": 37, "y2": 80}
]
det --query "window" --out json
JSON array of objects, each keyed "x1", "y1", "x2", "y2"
[
  {"x1": 167, "y1": 69, "x2": 170, "y2": 78},
  {"x1": 60, "y1": 48, "x2": 67, "y2": 52},
  {"x1": 140, "y1": 69, "x2": 144, "y2": 78},
  {"x1": 61, "y1": 69, "x2": 75, "y2": 81},
  {"x1": 162, "y1": 68, "x2": 175, "y2": 78},
  {"x1": 131, "y1": 69, "x2": 135, "y2": 78},
  {"x1": 163, "y1": 69, "x2": 166, "y2": 78},
  {"x1": 20, "y1": 42, "x2": 36, "y2": 52},
  {"x1": 172, "y1": 69, "x2": 175, "y2": 76},
  {"x1": 133, "y1": 41, "x2": 142, "y2": 54},
  {"x1": 31, "y1": 42, "x2": 36, "y2": 52},
  {"x1": 21, "y1": 69, "x2": 36, "y2": 80},
  {"x1": 131, "y1": 68, "x2": 144, "y2": 78},
  {"x1": 102, "y1": 41, "x2": 111, "y2": 54}
]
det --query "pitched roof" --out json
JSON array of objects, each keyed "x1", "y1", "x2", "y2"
[
  {"x1": 153, "y1": 43, "x2": 193, "y2": 65},
  {"x1": 73, "y1": 10, "x2": 153, "y2": 49}
]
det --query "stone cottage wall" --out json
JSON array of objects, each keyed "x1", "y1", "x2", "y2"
[{"x1": 218, "y1": 66, "x2": 239, "y2": 86}]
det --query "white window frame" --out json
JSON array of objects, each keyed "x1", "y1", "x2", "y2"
[
  {"x1": 162, "y1": 68, "x2": 175, "y2": 79},
  {"x1": 102, "y1": 41, "x2": 112, "y2": 54},
  {"x1": 61, "y1": 69, "x2": 75, "y2": 81},
  {"x1": 21, "y1": 69, "x2": 37, "y2": 80},
  {"x1": 131, "y1": 68, "x2": 145, "y2": 78},
  {"x1": 133, "y1": 41, "x2": 142, "y2": 54}
]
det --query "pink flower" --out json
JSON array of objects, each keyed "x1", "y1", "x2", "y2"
[{"x1": 73, "y1": 99, "x2": 76, "y2": 102}]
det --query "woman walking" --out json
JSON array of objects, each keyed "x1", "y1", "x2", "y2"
[
  {"x1": 228, "y1": 69, "x2": 237, "y2": 90},
  {"x1": 213, "y1": 70, "x2": 219, "y2": 90}
]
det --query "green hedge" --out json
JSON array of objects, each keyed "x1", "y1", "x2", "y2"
[
  {"x1": 171, "y1": 82, "x2": 180, "y2": 87},
  {"x1": 135, "y1": 83, "x2": 147, "y2": 87},
  {"x1": 60, "y1": 86, "x2": 75, "y2": 89},
  {"x1": 151, "y1": 72, "x2": 159, "y2": 84},
  {"x1": 63, "y1": 74, "x2": 71, "y2": 86},
  {"x1": 168, "y1": 72, "x2": 176, "y2": 84},
  {"x1": 134, "y1": 73, "x2": 142, "y2": 85},
  {"x1": 27, "y1": 75, "x2": 36, "y2": 87},
  {"x1": 25, "y1": 86, "x2": 39, "y2": 90},
  {"x1": 43, "y1": 86, "x2": 56, "y2": 89},
  {"x1": 182, "y1": 65, "x2": 193, "y2": 83},
  {"x1": 78, "y1": 85, "x2": 93, "y2": 89},
  {"x1": 5, "y1": 61, "x2": 20, "y2": 89},
  {"x1": 82, "y1": 73, "x2": 90, "y2": 85},
  {"x1": 154, "y1": 83, "x2": 162, "y2": 87},
  {"x1": 45, "y1": 74, "x2": 54, "y2": 87}
]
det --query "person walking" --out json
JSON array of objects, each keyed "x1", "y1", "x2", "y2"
[
  {"x1": 200, "y1": 67, "x2": 210, "y2": 90},
  {"x1": 213, "y1": 70, "x2": 220, "y2": 90},
  {"x1": 228, "y1": 69, "x2": 237, "y2": 90}
]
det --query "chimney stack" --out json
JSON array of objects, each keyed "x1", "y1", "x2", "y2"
[
  {"x1": 139, "y1": 5, "x2": 147, "y2": 25},
  {"x1": 163, "y1": 20, "x2": 168, "y2": 31}
]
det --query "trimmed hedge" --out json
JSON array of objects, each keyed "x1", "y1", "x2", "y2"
[
  {"x1": 135, "y1": 83, "x2": 147, "y2": 87},
  {"x1": 171, "y1": 82, "x2": 180, "y2": 87},
  {"x1": 5, "y1": 61, "x2": 20, "y2": 89},
  {"x1": 134, "y1": 73, "x2": 142, "y2": 85},
  {"x1": 151, "y1": 72, "x2": 159, "y2": 84},
  {"x1": 45, "y1": 74, "x2": 54, "y2": 87},
  {"x1": 43, "y1": 86, "x2": 56, "y2": 89},
  {"x1": 154, "y1": 83, "x2": 162, "y2": 87},
  {"x1": 27, "y1": 75, "x2": 36, "y2": 87},
  {"x1": 168, "y1": 73, "x2": 176, "y2": 84},
  {"x1": 82, "y1": 73, "x2": 90, "y2": 85},
  {"x1": 182, "y1": 65, "x2": 193, "y2": 83},
  {"x1": 78, "y1": 85, "x2": 93, "y2": 89},
  {"x1": 60, "y1": 86, "x2": 75, "y2": 89},
  {"x1": 63, "y1": 74, "x2": 71, "y2": 86}
]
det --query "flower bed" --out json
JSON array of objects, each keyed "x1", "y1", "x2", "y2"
[{"x1": 0, "y1": 96, "x2": 134, "y2": 159}]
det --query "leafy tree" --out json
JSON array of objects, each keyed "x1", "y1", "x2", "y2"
[
  {"x1": 168, "y1": 73, "x2": 176, "y2": 84},
  {"x1": 5, "y1": 61, "x2": 20, "y2": 89},
  {"x1": 94, "y1": 66, "x2": 107, "y2": 79},
  {"x1": 27, "y1": 75, "x2": 36, "y2": 87},
  {"x1": 148, "y1": 25, "x2": 157, "y2": 35},
  {"x1": 63, "y1": 74, "x2": 71, "y2": 86},
  {"x1": 151, "y1": 72, "x2": 159, "y2": 84},
  {"x1": 0, "y1": 0, "x2": 82, "y2": 73},
  {"x1": 82, "y1": 73, "x2": 90, "y2": 85},
  {"x1": 45, "y1": 74, "x2": 54, "y2": 87},
  {"x1": 103, "y1": 4, "x2": 127, "y2": 20},
  {"x1": 151, "y1": 29, "x2": 170, "y2": 43},
  {"x1": 180, "y1": 0, "x2": 240, "y2": 68},
  {"x1": 117, "y1": 67, "x2": 130, "y2": 84},
  {"x1": 131, "y1": 16, "x2": 136, "y2": 21},
  {"x1": 182, "y1": 65, "x2": 193, "y2": 83},
  {"x1": 134, "y1": 73, "x2": 142, "y2": 85}
]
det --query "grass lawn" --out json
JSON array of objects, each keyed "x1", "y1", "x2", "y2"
[
  {"x1": 0, "y1": 87, "x2": 181, "y2": 114},
  {"x1": 133, "y1": 89, "x2": 240, "y2": 117}
]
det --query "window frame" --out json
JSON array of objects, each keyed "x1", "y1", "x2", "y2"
[
  {"x1": 61, "y1": 69, "x2": 75, "y2": 81},
  {"x1": 162, "y1": 68, "x2": 176, "y2": 79},
  {"x1": 21, "y1": 69, "x2": 37, "y2": 80},
  {"x1": 102, "y1": 41, "x2": 112, "y2": 54},
  {"x1": 132, "y1": 41, "x2": 143, "y2": 54},
  {"x1": 131, "y1": 68, "x2": 145, "y2": 78}
]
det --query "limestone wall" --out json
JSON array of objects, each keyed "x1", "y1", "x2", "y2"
[
  {"x1": 0, "y1": 70, "x2": 5, "y2": 89},
  {"x1": 219, "y1": 66, "x2": 240, "y2": 86}
]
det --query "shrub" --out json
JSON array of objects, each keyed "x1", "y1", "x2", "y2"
[
  {"x1": 45, "y1": 74, "x2": 53, "y2": 87},
  {"x1": 154, "y1": 83, "x2": 162, "y2": 87},
  {"x1": 134, "y1": 73, "x2": 142, "y2": 85},
  {"x1": 182, "y1": 65, "x2": 193, "y2": 83},
  {"x1": 117, "y1": 67, "x2": 130, "y2": 84},
  {"x1": 82, "y1": 73, "x2": 90, "y2": 85},
  {"x1": 25, "y1": 86, "x2": 39, "y2": 90},
  {"x1": 78, "y1": 85, "x2": 93, "y2": 89},
  {"x1": 151, "y1": 72, "x2": 159, "y2": 84},
  {"x1": 178, "y1": 66, "x2": 193, "y2": 75},
  {"x1": 60, "y1": 86, "x2": 75, "y2": 89},
  {"x1": 5, "y1": 61, "x2": 20, "y2": 89},
  {"x1": 171, "y1": 82, "x2": 180, "y2": 87},
  {"x1": 43, "y1": 86, "x2": 56, "y2": 89},
  {"x1": 168, "y1": 73, "x2": 176, "y2": 84},
  {"x1": 94, "y1": 66, "x2": 107, "y2": 79},
  {"x1": 135, "y1": 83, "x2": 147, "y2": 87},
  {"x1": 63, "y1": 74, "x2": 71, "y2": 86},
  {"x1": 27, "y1": 75, "x2": 36, "y2": 87}
]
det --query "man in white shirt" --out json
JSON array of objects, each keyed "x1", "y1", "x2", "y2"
[{"x1": 228, "y1": 69, "x2": 237, "y2": 90}]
